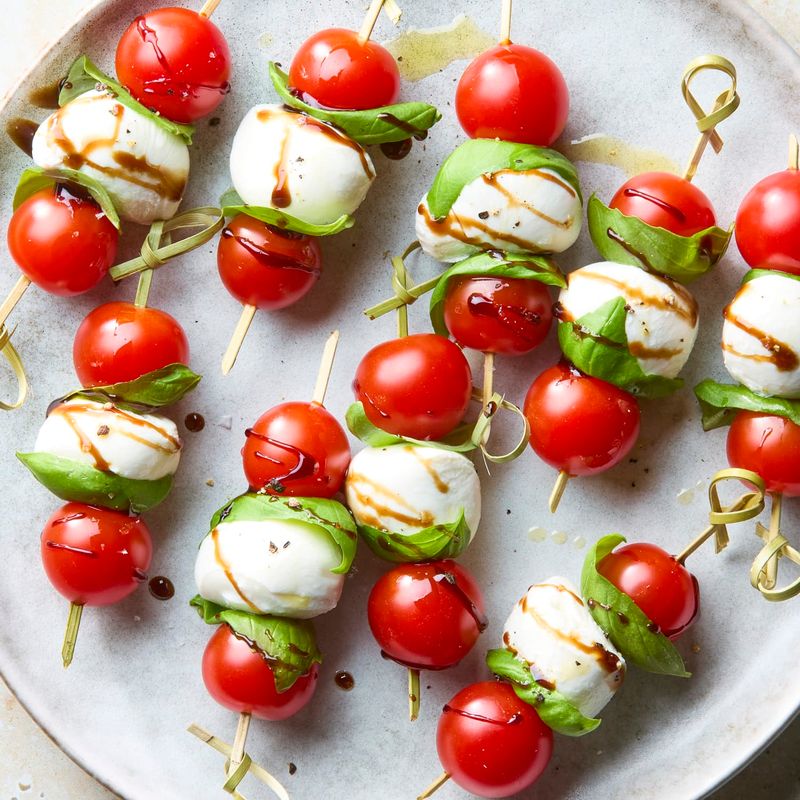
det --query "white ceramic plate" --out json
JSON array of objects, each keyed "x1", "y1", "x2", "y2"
[{"x1": 1, "y1": 1, "x2": 799, "y2": 798}]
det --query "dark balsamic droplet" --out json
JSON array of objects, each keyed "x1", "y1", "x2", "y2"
[
  {"x1": 184, "y1": 412, "x2": 205, "y2": 432},
  {"x1": 148, "y1": 575, "x2": 175, "y2": 600},
  {"x1": 334, "y1": 670, "x2": 354, "y2": 691},
  {"x1": 288, "y1": 763, "x2": 297, "y2": 776}
]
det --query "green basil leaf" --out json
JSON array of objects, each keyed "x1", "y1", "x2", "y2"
[
  {"x1": 190, "y1": 596, "x2": 322, "y2": 692},
  {"x1": 426, "y1": 138, "x2": 582, "y2": 220},
  {"x1": 557, "y1": 297, "x2": 683, "y2": 399},
  {"x1": 742, "y1": 268, "x2": 800, "y2": 286},
  {"x1": 587, "y1": 195, "x2": 732, "y2": 284},
  {"x1": 61, "y1": 364, "x2": 201, "y2": 410},
  {"x1": 694, "y1": 379, "x2": 800, "y2": 431},
  {"x1": 485, "y1": 648, "x2": 601, "y2": 737},
  {"x1": 357, "y1": 509, "x2": 470, "y2": 563},
  {"x1": 269, "y1": 62, "x2": 441, "y2": 145},
  {"x1": 59, "y1": 55, "x2": 194, "y2": 144},
  {"x1": 581, "y1": 535, "x2": 690, "y2": 678},
  {"x1": 219, "y1": 188, "x2": 353, "y2": 236},
  {"x1": 208, "y1": 493, "x2": 357, "y2": 574},
  {"x1": 345, "y1": 403, "x2": 477, "y2": 453},
  {"x1": 17, "y1": 451, "x2": 172, "y2": 513},
  {"x1": 429, "y1": 250, "x2": 564, "y2": 337},
  {"x1": 13, "y1": 166, "x2": 120, "y2": 229}
]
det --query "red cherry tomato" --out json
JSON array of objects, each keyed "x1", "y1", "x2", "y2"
[
  {"x1": 115, "y1": 7, "x2": 231, "y2": 123},
  {"x1": 72, "y1": 301, "x2": 189, "y2": 387},
  {"x1": 201, "y1": 624, "x2": 318, "y2": 721},
  {"x1": 368, "y1": 560, "x2": 486, "y2": 670},
  {"x1": 40, "y1": 502, "x2": 152, "y2": 606},
  {"x1": 353, "y1": 333, "x2": 473, "y2": 441},
  {"x1": 597, "y1": 541, "x2": 699, "y2": 640},
  {"x1": 289, "y1": 28, "x2": 400, "y2": 111},
  {"x1": 609, "y1": 172, "x2": 716, "y2": 237},
  {"x1": 242, "y1": 401, "x2": 351, "y2": 498},
  {"x1": 524, "y1": 363, "x2": 640, "y2": 476},
  {"x1": 727, "y1": 411, "x2": 800, "y2": 497},
  {"x1": 443, "y1": 275, "x2": 553, "y2": 355},
  {"x1": 218, "y1": 214, "x2": 322, "y2": 310},
  {"x1": 735, "y1": 170, "x2": 800, "y2": 274},
  {"x1": 7, "y1": 186, "x2": 117, "y2": 296},
  {"x1": 456, "y1": 44, "x2": 569, "y2": 146},
  {"x1": 436, "y1": 681, "x2": 553, "y2": 798}
]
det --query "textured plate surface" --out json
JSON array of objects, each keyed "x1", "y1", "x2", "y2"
[{"x1": 0, "y1": 1, "x2": 799, "y2": 799}]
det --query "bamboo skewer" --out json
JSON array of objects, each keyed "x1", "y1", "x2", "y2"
[
  {"x1": 499, "y1": 0, "x2": 513, "y2": 45},
  {"x1": 359, "y1": 0, "x2": 386, "y2": 43},
  {"x1": 221, "y1": 304, "x2": 257, "y2": 375},
  {"x1": 199, "y1": 0, "x2": 222, "y2": 18},
  {"x1": 312, "y1": 330, "x2": 340, "y2": 405}
]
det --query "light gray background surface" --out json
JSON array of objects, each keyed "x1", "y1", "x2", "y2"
[{"x1": 1, "y1": 1, "x2": 800, "y2": 799}]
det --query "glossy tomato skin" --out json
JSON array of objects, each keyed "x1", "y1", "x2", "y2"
[
  {"x1": 609, "y1": 172, "x2": 716, "y2": 237},
  {"x1": 218, "y1": 214, "x2": 322, "y2": 310},
  {"x1": 73, "y1": 301, "x2": 189, "y2": 387},
  {"x1": 115, "y1": 7, "x2": 231, "y2": 123},
  {"x1": 456, "y1": 44, "x2": 568, "y2": 146},
  {"x1": 8, "y1": 186, "x2": 117, "y2": 296},
  {"x1": 437, "y1": 681, "x2": 553, "y2": 798},
  {"x1": 289, "y1": 28, "x2": 400, "y2": 110},
  {"x1": 202, "y1": 624, "x2": 319, "y2": 720},
  {"x1": 597, "y1": 542, "x2": 699, "y2": 640},
  {"x1": 368, "y1": 560, "x2": 486, "y2": 670},
  {"x1": 353, "y1": 333, "x2": 473, "y2": 441},
  {"x1": 40, "y1": 502, "x2": 152, "y2": 607},
  {"x1": 735, "y1": 170, "x2": 800, "y2": 274},
  {"x1": 727, "y1": 411, "x2": 800, "y2": 496},
  {"x1": 443, "y1": 275, "x2": 553, "y2": 355},
  {"x1": 524, "y1": 363, "x2": 640, "y2": 476},
  {"x1": 242, "y1": 401, "x2": 351, "y2": 498}
]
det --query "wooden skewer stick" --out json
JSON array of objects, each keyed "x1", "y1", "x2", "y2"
[
  {"x1": 548, "y1": 470, "x2": 570, "y2": 514},
  {"x1": 417, "y1": 771, "x2": 451, "y2": 799},
  {"x1": 408, "y1": 668, "x2": 420, "y2": 722},
  {"x1": 61, "y1": 602, "x2": 84, "y2": 668},
  {"x1": 221, "y1": 304, "x2": 257, "y2": 375},
  {"x1": 312, "y1": 330, "x2": 340, "y2": 405},
  {"x1": 762, "y1": 493, "x2": 783, "y2": 590},
  {"x1": 199, "y1": 0, "x2": 222, "y2": 18},
  {"x1": 359, "y1": 0, "x2": 386, "y2": 44},
  {"x1": 674, "y1": 492, "x2": 754, "y2": 565},
  {"x1": 789, "y1": 134, "x2": 799, "y2": 170},
  {"x1": 134, "y1": 269, "x2": 153, "y2": 309},
  {"x1": 226, "y1": 711, "x2": 251, "y2": 783},
  {"x1": 481, "y1": 352, "x2": 495, "y2": 445},
  {"x1": 0, "y1": 275, "x2": 31, "y2": 330},
  {"x1": 499, "y1": 0, "x2": 513, "y2": 44}
]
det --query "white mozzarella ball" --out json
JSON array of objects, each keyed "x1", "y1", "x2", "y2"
[
  {"x1": 32, "y1": 89, "x2": 190, "y2": 225},
  {"x1": 502, "y1": 577, "x2": 625, "y2": 718},
  {"x1": 230, "y1": 104, "x2": 375, "y2": 225},
  {"x1": 34, "y1": 399, "x2": 181, "y2": 481},
  {"x1": 416, "y1": 167, "x2": 582, "y2": 262},
  {"x1": 345, "y1": 445, "x2": 481, "y2": 538},
  {"x1": 722, "y1": 272, "x2": 800, "y2": 398},
  {"x1": 194, "y1": 517, "x2": 345, "y2": 618},
  {"x1": 559, "y1": 261, "x2": 699, "y2": 378}
]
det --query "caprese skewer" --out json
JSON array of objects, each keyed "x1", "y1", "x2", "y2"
[
  {"x1": 694, "y1": 134, "x2": 800, "y2": 601},
  {"x1": 0, "y1": 1, "x2": 230, "y2": 406},
  {"x1": 217, "y1": 0, "x2": 441, "y2": 372},
  {"x1": 528, "y1": 55, "x2": 740, "y2": 512},
  {"x1": 189, "y1": 332, "x2": 359, "y2": 797}
]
